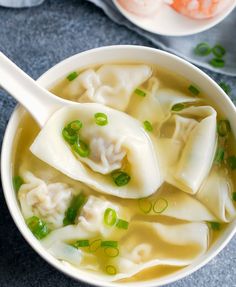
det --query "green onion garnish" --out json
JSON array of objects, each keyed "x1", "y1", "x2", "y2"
[
  {"x1": 27, "y1": 216, "x2": 49, "y2": 240},
  {"x1": 135, "y1": 88, "x2": 146, "y2": 97},
  {"x1": 228, "y1": 156, "x2": 236, "y2": 170},
  {"x1": 67, "y1": 71, "x2": 79, "y2": 81},
  {"x1": 73, "y1": 239, "x2": 90, "y2": 248},
  {"x1": 13, "y1": 176, "x2": 24, "y2": 192},
  {"x1": 143, "y1": 120, "x2": 153, "y2": 132},
  {"x1": 172, "y1": 103, "x2": 185, "y2": 112},
  {"x1": 214, "y1": 147, "x2": 225, "y2": 164},
  {"x1": 217, "y1": 120, "x2": 231, "y2": 137},
  {"x1": 116, "y1": 219, "x2": 129, "y2": 230},
  {"x1": 104, "y1": 208, "x2": 117, "y2": 227},
  {"x1": 194, "y1": 42, "x2": 211, "y2": 56},
  {"x1": 209, "y1": 58, "x2": 225, "y2": 68},
  {"x1": 106, "y1": 265, "x2": 117, "y2": 275},
  {"x1": 63, "y1": 192, "x2": 86, "y2": 226},
  {"x1": 138, "y1": 198, "x2": 152, "y2": 214},
  {"x1": 188, "y1": 85, "x2": 200, "y2": 95},
  {"x1": 153, "y1": 198, "x2": 168, "y2": 214},
  {"x1": 232, "y1": 192, "x2": 236, "y2": 202},
  {"x1": 212, "y1": 44, "x2": 226, "y2": 58},
  {"x1": 219, "y1": 82, "x2": 231, "y2": 95},
  {"x1": 73, "y1": 140, "x2": 90, "y2": 158},
  {"x1": 67, "y1": 120, "x2": 83, "y2": 132},
  {"x1": 89, "y1": 239, "x2": 102, "y2": 253},
  {"x1": 101, "y1": 241, "x2": 118, "y2": 248},
  {"x1": 208, "y1": 221, "x2": 221, "y2": 231},
  {"x1": 111, "y1": 170, "x2": 131, "y2": 187},
  {"x1": 62, "y1": 127, "x2": 78, "y2": 145},
  {"x1": 104, "y1": 247, "x2": 119, "y2": 257},
  {"x1": 94, "y1": 112, "x2": 108, "y2": 126}
]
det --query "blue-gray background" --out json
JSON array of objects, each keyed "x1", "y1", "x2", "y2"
[{"x1": 0, "y1": 1, "x2": 235, "y2": 286}]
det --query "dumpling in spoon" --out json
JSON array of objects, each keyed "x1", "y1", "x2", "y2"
[{"x1": 30, "y1": 103, "x2": 163, "y2": 199}]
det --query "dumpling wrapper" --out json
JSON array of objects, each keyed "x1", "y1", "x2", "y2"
[
  {"x1": 158, "y1": 106, "x2": 217, "y2": 194},
  {"x1": 30, "y1": 103, "x2": 163, "y2": 199},
  {"x1": 62, "y1": 64, "x2": 152, "y2": 111},
  {"x1": 197, "y1": 169, "x2": 236, "y2": 222}
]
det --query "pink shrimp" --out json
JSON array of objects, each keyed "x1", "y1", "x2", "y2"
[
  {"x1": 117, "y1": 0, "x2": 164, "y2": 17},
  {"x1": 170, "y1": 0, "x2": 234, "y2": 19}
]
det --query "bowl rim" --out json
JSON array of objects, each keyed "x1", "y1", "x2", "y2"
[{"x1": 1, "y1": 45, "x2": 236, "y2": 287}]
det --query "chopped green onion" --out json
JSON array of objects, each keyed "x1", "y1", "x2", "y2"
[
  {"x1": 172, "y1": 103, "x2": 185, "y2": 112},
  {"x1": 219, "y1": 82, "x2": 231, "y2": 95},
  {"x1": 73, "y1": 140, "x2": 90, "y2": 158},
  {"x1": 212, "y1": 44, "x2": 226, "y2": 58},
  {"x1": 106, "y1": 265, "x2": 117, "y2": 275},
  {"x1": 188, "y1": 85, "x2": 200, "y2": 95},
  {"x1": 217, "y1": 120, "x2": 231, "y2": 137},
  {"x1": 194, "y1": 42, "x2": 211, "y2": 56},
  {"x1": 214, "y1": 147, "x2": 225, "y2": 164},
  {"x1": 208, "y1": 221, "x2": 221, "y2": 231},
  {"x1": 111, "y1": 170, "x2": 131, "y2": 187},
  {"x1": 135, "y1": 88, "x2": 146, "y2": 97},
  {"x1": 104, "y1": 247, "x2": 119, "y2": 258},
  {"x1": 143, "y1": 120, "x2": 153, "y2": 132},
  {"x1": 67, "y1": 71, "x2": 78, "y2": 81},
  {"x1": 62, "y1": 127, "x2": 78, "y2": 145},
  {"x1": 104, "y1": 208, "x2": 117, "y2": 227},
  {"x1": 101, "y1": 241, "x2": 118, "y2": 248},
  {"x1": 138, "y1": 198, "x2": 152, "y2": 214},
  {"x1": 27, "y1": 216, "x2": 49, "y2": 239},
  {"x1": 67, "y1": 120, "x2": 83, "y2": 132},
  {"x1": 232, "y1": 192, "x2": 236, "y2": 202},
  {"x1": 73, "y1": 240, "x2": 90, "y2": 248},
  {"x1": 13, "y1": 176, "x2": 24, "y2": 192},
  {"x1": 89, "y1": 239, "x2": 102, "y2": 253},
  {"x1": 209, "y1": 58, "x2": 225, "y2": 68},
  {"x1": 116, "y1": 219, "x2": 129, "y2": 230},
  {"x1": 94, "y1": 112, "x2": 108, "y2": 126},
  {"x1": 63, "y1": 193, "x2": 86, "y2": 226},
  {"x1": 228, "y1": 156, "x2": 236, "y2": 170},
  {"x1": 153, "y1": 198, "x2": 168, "y2": 214}
]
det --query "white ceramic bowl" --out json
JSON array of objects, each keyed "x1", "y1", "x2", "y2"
[{"x1": 1, "y1": 46, "x2": 236, "y2": 287}]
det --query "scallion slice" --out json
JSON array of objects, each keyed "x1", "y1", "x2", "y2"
[
  {"x1": 143, "y1": 120, "x2": 153, "y2": 132},
  {"x1": 214, "y1": 147, "x2": 224, "y2": 164},
  {"x1": 94, "y1": 112, "x2": 108, "y2": 126},
  {"x1": 219, "y1": 82, "x2": 231, "y2": 95},
  {"x1": 111, "y1": 170, "x2": 131, "y2": 186},
  {"x1": 153, "y1": 198, "x2": 168, "y2": 214},
  {"x1": 232, "y1": 192, "x2": 236, "y2": 202},
  {"x1": 101, "y1": 241, "x2": 118, "y2": 248},
  {"x1": 217, "y1": 120, "x2": 231, "y2": 137},
  {"x1": 67, "y1": 120, "x2": 83, "y2": 132},
  {"x1": 209, "y1": 58, "x2": 225, "y2": 68},
  {"x1": 208, "y1": 221, "x2": 221, "y2": 231},
  {"x1": 13, "y1": 176, "x2": 24, "y2": 192},
  {"x1": 116, "y1": 219, "x2": 129, "y2": 230},
  {"x1": 73, "y1": 239, "x2": 90, "y2": 248},
  {"x1": 73, "y1": 140, "x2": 90, "y2": 157},
  {"x1": 62, "y1": 127, "x2": 78, "y2": 145},
  {"x1": 135, "y1": 88, "x2": 146, "y2": 97},
  {"x1": 172, "y1": 103, "x2": 185, "y2": 112},
  {"x1": 106, "y1": 265, "x2": 117, "y2": 275},
  {"x1": 228, "y1": 156, "x2": 236, "y2": 170},
  {"x1": 194, "y1": 42, "x2": 211, "y2": 56},
  {"x1": 104, "y1": 208, "x2": 117, "y2": 227},
  {"x1": 63, "y1": 192, "x2": 86, "y2": 226},
  {"x1": 27, "y1": 216, "x2": 49, "y2": 240},
  {"x1": 138, "y1": 198, "x2": 152, "y2": 214},
  {"x1": 89, "y1": 239, "x2": 102, "y2": 253},
  {"x1": 212, "y1": 44, "x2": 226, "y2": 58},
  {"x1": 188, "y1": 85, "x2": 200, "y2": 95},
  {"x1": 67, "y1": 71, "x2": 78, "y2": 81},
  {"x1": 104, "y1": 247, "x2": 119, "y2": 257}
]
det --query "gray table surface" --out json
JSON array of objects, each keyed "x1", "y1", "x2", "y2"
[{"x1": 0, "y1": 1, "x2": 235, "y2": 286}]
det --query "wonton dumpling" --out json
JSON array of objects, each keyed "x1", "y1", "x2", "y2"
[
  {"x1": 30, "y1": 103, "x2": 163, "y2": 199},
  {"x1": 63, "y1": 65, "x2": 152, "y2": 111},
  {"x1": 158, "y1": 106, "x2": 217, "y2": 194},
  {"x1": 197, "y1": 169, "x2": 236, "y2": 222},
  {"x1": 18, "y1": 171, "x2": 73, "y2": 229}
]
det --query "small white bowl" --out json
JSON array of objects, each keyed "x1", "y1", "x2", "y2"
[
  {"x1": 1, "y1": 45, "x2": 236, "y2": 287},
  {"x1": 113, "y1": 0, "x2": 236, "y2": 36}
]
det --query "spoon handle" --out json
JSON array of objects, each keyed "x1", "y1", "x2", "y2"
[{"x1": 0, "y1": 52, "x2": 67, "y2": 127}]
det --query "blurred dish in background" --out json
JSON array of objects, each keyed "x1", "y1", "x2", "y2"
[{"x1": 114, "y1": 0, "x2": 236, "y2": 36}]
